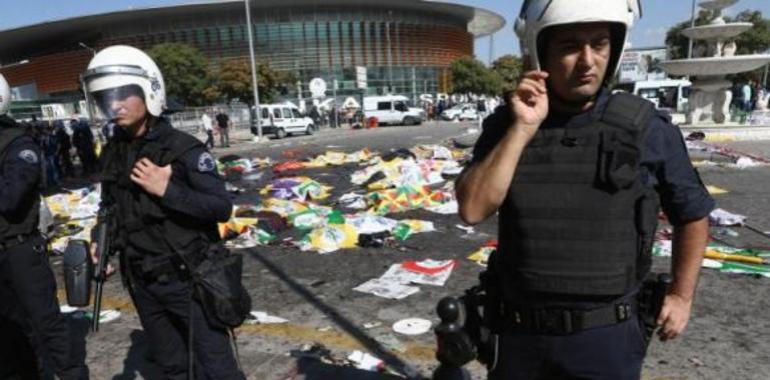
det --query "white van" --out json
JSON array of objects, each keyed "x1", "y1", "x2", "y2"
[
  {"x1": 254, "y1": 103, "x2": 316, "y2": 139},
  {"x1": 363, "y1": 95, "x2": 425, "y2": 126},
  {"x1": 633, "y1": 79, "x2": 692, "y2": 113}
]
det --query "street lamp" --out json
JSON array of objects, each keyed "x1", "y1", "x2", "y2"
[
  {"x1": 688, "y1": 0, "x2": 696, "y2": 59},
  {"x1": 386, "y1": 10, "x2": 393, "y2": 94},
  {"x1": 244, "y1": 0, "x2": 263, "y2": 141}
]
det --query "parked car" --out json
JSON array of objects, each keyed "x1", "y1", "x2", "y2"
[
  {"x1": 633, "y1": 79, "x2": 691, "y2": 113},
  {"x1": 441, "y1": 104, "x2": 479, "y2": 121},
  {"x1": 363, "y1": 95, "x2": 425, "y2": 126},
  {"x1": 252, "y1": 103, "x2": 316, "y2": 139}
]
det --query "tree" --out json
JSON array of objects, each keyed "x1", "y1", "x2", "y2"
[
  {"x1": 449, "y1": 56, "x2": 503, "y2": 95},
  {"x1": 212, "y1": 59, "x2": 296, "y2": 105},
  {"x1": 491, "y1": 54, "x2": 523, "y2": 92},
  {"x1": 732, "y1": 10, "x2": 770, "y2": 56},
  {"x1": 665, "y1": 9, "x2": 713, "y2": 60},
  {"x1": 147, "y1": 43, "x2": 212, "y2": 106}
]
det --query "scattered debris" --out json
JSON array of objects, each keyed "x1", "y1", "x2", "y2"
[
  {"x1": 247, "y1": 311, "x2": 289, "y2": 324},
  {"x1": 392, "y1": 318, "x2": 432, "y2": 336},
  {"x1": 709, "y1": 208, "x2": 747, "y2": 227}
]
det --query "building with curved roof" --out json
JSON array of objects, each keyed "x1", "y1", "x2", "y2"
[{"x1": 0, "y1": 0, "x2": 504, "y2": 114}]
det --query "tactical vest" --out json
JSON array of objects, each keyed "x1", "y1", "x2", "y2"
[
  {"x1": 101, "y1": 120, "x2": 218, "y2": 259},
  {"x1": 0, "y1": 117, "x2": 41, "y2": 240},
  {"x1": 497, "y1": 93, "x2": 660, "y2": 297}
]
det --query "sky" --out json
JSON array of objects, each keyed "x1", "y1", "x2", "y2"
[{"x1": 3, "y1": 0, "x2": 770, "y2": 64}]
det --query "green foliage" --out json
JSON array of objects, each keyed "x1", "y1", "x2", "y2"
[
  {"x1": 732, "y1": 10, "x2": 770, "y2": 55},
  {"x1": 449, "y1": 56, "x2": 503, "y2": 96},
  {"x1": 147, "y1": 43, "x2": 211, "y2": 106},
  {"x1": 491, "y1": 54, "x2": 523, "y2": 92},
  {"x1": 212, "y1": 59, "x2": 296, "y2": 105},
  {"x1": 665, "y1": 9, "x2": 713, "y2": 60}
]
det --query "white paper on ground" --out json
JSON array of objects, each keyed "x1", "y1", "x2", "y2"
[
  {"x1": 353, "y1": 278, "x2": 420, "y2": 300},
  {"x1": 248, "y1": 311, "x2": 289, "y2": 324},
  {"x1": 380, "y1": 262, "x2": 454, "y2": 287},
  {"x1": 709, "y1": 208, "x2": 747, "y2": 226},
  {"x1": 347, "y1": 350, "x2": 383, "y2": 371},
  {"x1": 427, "y1": 200, "x2": 458, "y2": 214}
]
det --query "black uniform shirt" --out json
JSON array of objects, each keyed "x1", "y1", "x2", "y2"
[
  {"x1": 138, "y1": 122, "x2": 232, "y2": 223},
  {"x1": 104, "y1": 121, "x2": 231, "y2": 259},
  {"x1": 470, "y1": 89, "x2": 715, "y2": 226},
  {"x1": 0, "y1": 131, "x2": 40, "y2": 218}
]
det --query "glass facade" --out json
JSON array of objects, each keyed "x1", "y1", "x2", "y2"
[{"x1": 98, "y1": 6, "x2": 473, "y2": 101}]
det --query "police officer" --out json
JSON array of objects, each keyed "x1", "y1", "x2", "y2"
[
  {"x1": 456, "y1": 1, "x2": 715, "y2": 378},
  {"x1": 0, "y1": 74, "x2": 89, "y2": 379},
  {"x1": 83, "y1": 46, "x2": 245, "y2": 379}
]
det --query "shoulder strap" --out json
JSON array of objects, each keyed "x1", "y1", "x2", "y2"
[
  {"x1": 595, "y1": 93, "x2": 656, "y2": 192},
  {"x1": 599, "y1": 92, "x2": 657, "y2": 136},
  {"x1": 140, "y1": 127, "x2": 204, "y2": 167},
  {"x1": 163, "y1": 129, "x2": 204, "y2": 165}
]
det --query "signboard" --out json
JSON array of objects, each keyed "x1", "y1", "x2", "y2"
[
  {"x1": 309, "y1": 77, "x2": 327, "y2": 98},
  {"x1": 618, "y1": 47, "x2": 668, "y2": 84},
  {"x1": 356, "y1": 66, "x2": 367, "y2": 89}
]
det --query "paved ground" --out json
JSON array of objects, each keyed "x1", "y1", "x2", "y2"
[{"x1": 48, "y1": 121, "x2": 770, "y2": 380}]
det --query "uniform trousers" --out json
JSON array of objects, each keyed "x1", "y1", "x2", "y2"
[
  {"x1": 128, "y1": 264, "x2": 245, "y2": 380},
  {"x1": 0, "y1": 235, "x2": 89, "y2": 380}
]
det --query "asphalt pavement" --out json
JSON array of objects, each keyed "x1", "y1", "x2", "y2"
[{"x1": 49, "y1": 120, "x2": 770, "y2": 380}]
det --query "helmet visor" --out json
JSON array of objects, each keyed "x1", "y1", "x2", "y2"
[{"x1": 88, "y1": 84, "x2": 145, "y2": 121}]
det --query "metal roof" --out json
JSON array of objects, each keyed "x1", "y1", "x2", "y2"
[{"x1": 0, "y1": 0, "x2": 505, "y2": 62}]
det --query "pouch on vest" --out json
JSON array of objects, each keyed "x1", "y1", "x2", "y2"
[{"x1": 596, "y1": 93, "x2": 655, "y2": 192}]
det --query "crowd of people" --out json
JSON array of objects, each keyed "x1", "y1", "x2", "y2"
[
  {"x1": 18, "y1": 116, "x2": 99, "y2": 190},
  {"x1": 732, "y1": 79, "x2": 769, "y2": 112}
]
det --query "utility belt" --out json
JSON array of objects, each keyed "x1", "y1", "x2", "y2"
[
  {"x1": 504, "y1": 297, "x2": 637, "y2": 335},
  {"x1": 0, "y1": 232, "x2": 39, "y2": 251},
  {"x1": 129, "y1": 255, "x2": 192, "y2": 285}
]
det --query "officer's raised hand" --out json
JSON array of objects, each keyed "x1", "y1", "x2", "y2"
[
  {"x1": 131, "y1": 157, "x2": 172, "y2": 197},
  {"x1": 511, "y1": 70, "x2": 549, "y2": 141}
]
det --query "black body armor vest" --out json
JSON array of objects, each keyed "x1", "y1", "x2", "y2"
[
  {"x1": 0, "y1": 116, "x2": 40, "y2": 240},
  {"x1": 497, "y1": 93, "x2": 660, "y2": 297},
  {"x1": 100, "y1": 120, "x2": 219, "y2": 259}
]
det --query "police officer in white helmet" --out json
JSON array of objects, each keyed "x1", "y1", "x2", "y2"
[
  {"x1": 0, "y1": 74, "x2": 89, "y2": 379},
  {"x1": 83, "y1": 46, "x2": 246, "y2": 379},
  {"x1": 455, "y1": 1, "x2": 714, "y2": 378}
]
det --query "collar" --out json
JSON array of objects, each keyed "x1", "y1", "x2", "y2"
[
  {"x1": 113, "y1": 117, "x2": 171, "y2": 143},
  {"x1": 142, "y1": 117, "x2": 171, "y2": 142}
]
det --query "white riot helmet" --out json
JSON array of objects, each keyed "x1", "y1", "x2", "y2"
[
  {"x1": 82, "y1": 45, "x2": 165, "y2": 120},
  {"x1": 514, "y1": 0, "x2": 642, "y2": 78},
  {"x1": 0, "y1": 74, "x2": 10, "y2": 116}
]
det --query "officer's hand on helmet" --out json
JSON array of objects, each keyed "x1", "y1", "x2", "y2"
[
  {"x1": 89, "y1": 243, "x2": 116, "y2": 277},
  {"x1": 511, "y1": 70, "x2": 549, "y2": 140},
  {"x1": 130, "y1": 158, "x2": 173, "y2": 197},
  {"x1": 656, "y1": 293, "x2": 693, "y2": 341}
]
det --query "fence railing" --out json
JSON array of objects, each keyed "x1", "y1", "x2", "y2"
[{"x1": 166, "y1": 105, "x2": 252, "y2": 135}]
